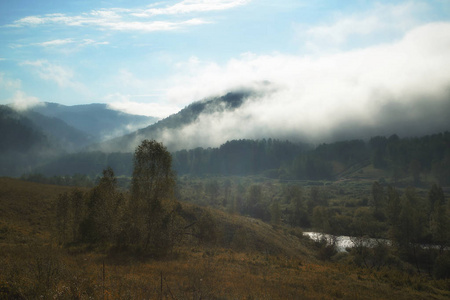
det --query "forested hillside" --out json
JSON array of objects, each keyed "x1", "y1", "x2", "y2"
[
  {"x1": 172, "y1": 139, "x2": 309, "y2": 176},
  {"x1": 95, "y1": 91, "x2": 253, "y2": 152},
  {"x1": 0, "y1": 106, "x2": 60, "y2": 176},
  {"x1": 1, "y1": 140, "x2": 449, "y2": 299},
  {"x1": 29, "y1": 132, "x2": 450, "y2": 187},
  {"x1": 0, "y1": 103, "x2": 160, "y2": 176},
  {"x1": 21, "y1": 109, "x2": 94, "y2": 151},
  {"x1": 32, "y1": 102, "x2": 158, "y2": 141}
]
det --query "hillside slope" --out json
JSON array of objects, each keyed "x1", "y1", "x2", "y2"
[
  {"x1": 21, "y1": 109, "x2": 94, "y2": 151},
  {"x1": 94, "y1": 91, "x2": 252, "y2": 152},
  {"x1": 0, "y1": 177, "x2": 311, "y2": 258},
  {"x1": 1, "y1": 178, "x2": 449, "y2": 299},
  {"x1": 32, "y1": 102, "x2": 159, "y2": 141},
  {"x1": 0, "y1": 106, "x2": 61, "y2": 176},
  {"x1": 0, "y1": 178, "x2": 80, "y2": 241}
]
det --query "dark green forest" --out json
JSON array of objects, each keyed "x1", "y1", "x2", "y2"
[
  {"x1": 45, "y1": 137, "x2": 450, "y2": 279},
  {"x1": 18, "y1": 131, "x2": 450, "y2": 281},
  {"x1": 2, "y1": 135, "x2": 450, "y2": 299},
  {"x1": 26, "y1": 132, "x2": 450, "y2": 187}
]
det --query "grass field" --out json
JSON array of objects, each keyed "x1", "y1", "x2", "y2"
[{"x1": 0, "y1": 177, "x2": 449, "y2": 299}]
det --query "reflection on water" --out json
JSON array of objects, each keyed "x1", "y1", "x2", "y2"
[{"x1": 303, "y1": 232, "x2": 389, "y2": 252}]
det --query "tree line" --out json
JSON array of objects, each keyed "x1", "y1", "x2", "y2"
[
  {"x1": 55, "y1": 140, "x2": 216, "y2": 257},
  {"x1": 280, "y1": 181, "x2": 449, "y2": 278},
  {"x1": 177, "y1": 175, "x2": 449, "y2": 278},
  {"x1": 172, "y1": 139, "x2": 308, "y2": 176},
  {"x1": 28, "y1": 132, "x2": 450, "y2": 185}
]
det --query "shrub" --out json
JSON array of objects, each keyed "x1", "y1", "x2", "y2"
[{"x1": 434, "y1": 253, "x2": 450, "y2": 279}]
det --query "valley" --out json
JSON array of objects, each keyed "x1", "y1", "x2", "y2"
[
  {"x1": 2, "y1": 1, "x2": 450, "y2": 298},
  {"x1": 0, "y1": 175, "x2": 449, "y2": 299}
]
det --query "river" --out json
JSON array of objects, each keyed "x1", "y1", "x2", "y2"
[{"x1": 303, "y1": 232, "x2": 390, "y2": 252}]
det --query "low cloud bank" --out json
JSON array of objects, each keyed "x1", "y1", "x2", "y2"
[{"x1": 105, "y1": 22, "x2": 450, "y2": 151}]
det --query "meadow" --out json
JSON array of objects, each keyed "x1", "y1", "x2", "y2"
[{"x1": 1, "y1": 177, "x2": 449, "y2": 299}]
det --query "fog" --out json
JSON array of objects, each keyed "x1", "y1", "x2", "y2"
[{"x1": 103, "y1": 22, "x2": 450, "y2": 152}]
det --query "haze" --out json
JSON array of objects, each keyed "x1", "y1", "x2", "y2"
[{"x1": 1, "y1": 0, "x2": 450, "y2": 149}]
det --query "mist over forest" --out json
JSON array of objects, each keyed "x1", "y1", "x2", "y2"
[{"x1": 1, "y1": 1, "x2": 450, "y2": 298}]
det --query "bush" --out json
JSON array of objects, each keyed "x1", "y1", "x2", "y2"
[{"x1": 434, "y1": 253, "x2": 450, "y2": 279}]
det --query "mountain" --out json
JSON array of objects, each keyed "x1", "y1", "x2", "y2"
[
  {"x1": 32, "y1": 102, "x2": 159, "y2": 141},
  {"x1": 92, "y1": 85, "x2": 450, "y2": 154},
  {"x1": 0, "y1": 102, "x2": 159, "y2": 176},
  {"x1": 94, "y1": 91, "x2": 252, "y2": 152},
  {"x1": 21, "y1": 109, "x2": 94, "y2": 151},
  {"x1": 0, "y1": 105, "x2": 61, "y2": 176},
  {"x1": 0, "y1": 105, "x2": 51, "y2": 153}
]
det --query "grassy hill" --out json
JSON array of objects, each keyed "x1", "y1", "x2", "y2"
[
  {"x1": 0, "y1": 178, "x2": 449, "y2": 299},
  {"x1": 0, "y1": 177, "x2": 83, "y2": 243}
]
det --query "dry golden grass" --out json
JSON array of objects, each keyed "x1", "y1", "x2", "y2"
[
  {"x1": 0, "y1": 178, "x2": 449, "y2": 299},
  {"x1": 2, "y1": 243, "x2": 449, "y2": 299},
  {"x1": 0, "y1": 177, "x2": 86, "y2": 242}
]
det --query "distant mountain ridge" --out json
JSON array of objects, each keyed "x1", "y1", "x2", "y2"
[
  {"x1": 0, "y1": 102, "x2": 159, "y2": 176},
  {"x1": 21, "y1": 109, "x2": 94, "y2": 151},
  {"x1": 0, "y1": 105, "x2": 52, "y2": 153},
  {"x1": 0, "y1": 105, "x2": 59, "y2": 176},
  {"x1": 32, "y1": 102, "x2": 159, "y2": 141},
  {"x1": 94, "y1": 91, "x2": 252, "y2": 152}
]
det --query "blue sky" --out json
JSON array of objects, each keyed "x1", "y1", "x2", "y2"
[{"x1": 1, "y1": 0, "x2": 450, "y2": 119}]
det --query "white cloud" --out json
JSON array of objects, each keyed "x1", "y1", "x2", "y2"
[
  {"x1": 153, "y1": 22, "x2": 450, "y2": 149},
  {"x1": 21, "y1": 60, "x2": 87, "y2": 92},
  {"x1": 9, "y1": 91, "x2": 41, "y2": 111},
  {"x1": 168, "y1": 21, "x2": 450, "y2": 105},
  {"x1": 134, "y1": 0, "x2": 251, "y2": 17},
  {"x1": 298, "y1": 1, "x2": 428, "y2": 52},
  {"x1": 29, "y1": 38, "x2": 109, "y2": 51},
  {"x1": 104, "y1": 18, "x2": 210, "y2": 31},
  {"x1": 34, "y1": 38, "x2": 74, "y2": 47},
  {"x1": 81, "y1": 39, "x2": 109, "y2": 46},
  {"x1": 0, "y1": 73, "x2": 21, "y2": 90},
  {"x1": 106, "y1": 93, "x2": 180, "y2": 118},
  {"x1": 12, "y1": 15, "x2": 47, "y2": 26},
  {"x1": 9, "y1": 12, "x2": 209, "y2": 32},
  {"x1": 6, "y1": 0, "x2": 248, "y2": 32}
]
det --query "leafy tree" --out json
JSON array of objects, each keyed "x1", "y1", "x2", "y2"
[
  {"x1": 285, "y1": 185, "x2": 309, "y2": 227},
  {"x1": 434, "y1": 253, "x2": 450, "y2": 279},
  {"x1": 351, "y1": 207, "x2": 383, "y2": 238},
  {"x1": 409, "y1": 160, "x2": 421, "y2": 186},
  {"x1": 193, "y1": 181, "x2": 205, "y2": 204},
  {"x1": 370, "y1": 181, "x2": 385, "y2": 219},
  {"x1": 312, "y1": 206, "x2": 330, "y2": 233},
  {"x1": 428, "y1": 184, "x2": 445, "y2": 214},
  {"x1": 205, "y1": 179, "x2": 220, "y2": 205},
  {"x1": 69, "y1": 189, "x2": 85, "y2": 242},
  {"x1": 308, "y1": 186, "x2": 327, "y2": 210},
  {"x1": 194, "y1": 210, "x2": 218, "y2": 245},
  {"x1": 386, "y1": 185, "x2": 401, "y2": 236},
  {"x1": 56, "y1": 192, "x2": 70, "y2": 244},
  {"x1": 393, "y1": 188, "x2": 427, "y2": 272},
  {"x1": 129, "y1": 139, "x2": 177, "y2": 255},
  {"x1": 270, "y1": 200, "x2": 281, "y2": 225},
  {"x1": 244, "y1": 185, "x2": 269, "y2": 221},
  {"x1": 223, "y1": 178, "x2": 232, "y2": 207},
  {"x1": 348, "y1": 206, "x2": 385, "y2": 267},
  {"x1": 432, "y1": 153, "x2": 450, "y2": 186},
  {"x1": 428, "y1": 184, "x2": 448, "y2": 250},
  {"x1": 80, "y1": 167, "x2": 124, "y2": 244}
]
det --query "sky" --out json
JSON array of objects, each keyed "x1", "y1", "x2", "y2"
[{"x1": 1, "y1": 0, "x2": 450, "y2": 126}]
